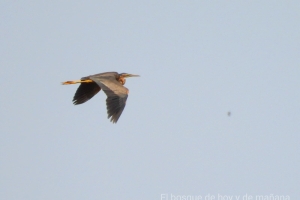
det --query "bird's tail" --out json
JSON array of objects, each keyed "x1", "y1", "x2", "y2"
[{"x1": 61, "y1": 80, "x2": 93, "y2": 85}]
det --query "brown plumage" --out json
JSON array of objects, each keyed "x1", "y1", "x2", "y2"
[{"x1": 62, "y1": 72, "x2": 139, "y2": 123}]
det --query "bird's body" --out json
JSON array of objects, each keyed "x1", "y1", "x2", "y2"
[{"x1": 62, "y1": 72, "x2": 139, "y2": 123}]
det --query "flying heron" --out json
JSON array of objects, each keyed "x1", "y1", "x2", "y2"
[{"x1": 62, "y1": 72, "x2": 139, "y2": 123}]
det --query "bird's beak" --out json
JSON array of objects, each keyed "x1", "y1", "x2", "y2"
[{"x1": 126, "y1": 74, "x2": 140, "y2": 78}]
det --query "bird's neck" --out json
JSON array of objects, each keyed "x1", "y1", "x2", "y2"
[{"x1": 118, "y1": 77, "x2": 126, "y2": 85}]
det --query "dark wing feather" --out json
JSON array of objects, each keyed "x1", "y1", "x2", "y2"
[
  {"x1": 89, "y1": 75, "x2": 128, "y2": 123},
  {"x1": 73, "y1": 81, "x2": 101, "y2": 105}
]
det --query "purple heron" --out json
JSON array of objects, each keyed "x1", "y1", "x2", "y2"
[{"x1": 62, "y1": 72, "x2": 139, "y2": 123}]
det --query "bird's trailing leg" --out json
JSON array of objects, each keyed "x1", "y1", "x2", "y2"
[{"x1": 62, "y1": 79, "x2": 93, "y2": 85}]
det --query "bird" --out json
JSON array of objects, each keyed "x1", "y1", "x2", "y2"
[{"x1": 62, "y1": 72, "x2": 139, "y2": 123}]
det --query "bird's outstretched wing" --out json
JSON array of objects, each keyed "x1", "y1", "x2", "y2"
[
  {"x1": 73, "y1": 79, "x2": 101, "y2": 105},
  {"x1": 90, "y1": 76, "x2": 128, "y2": 123}
]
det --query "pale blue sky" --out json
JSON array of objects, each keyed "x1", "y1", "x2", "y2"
[{"x1": 1, "y1": 1, "x2": 299, "y2": 199}]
